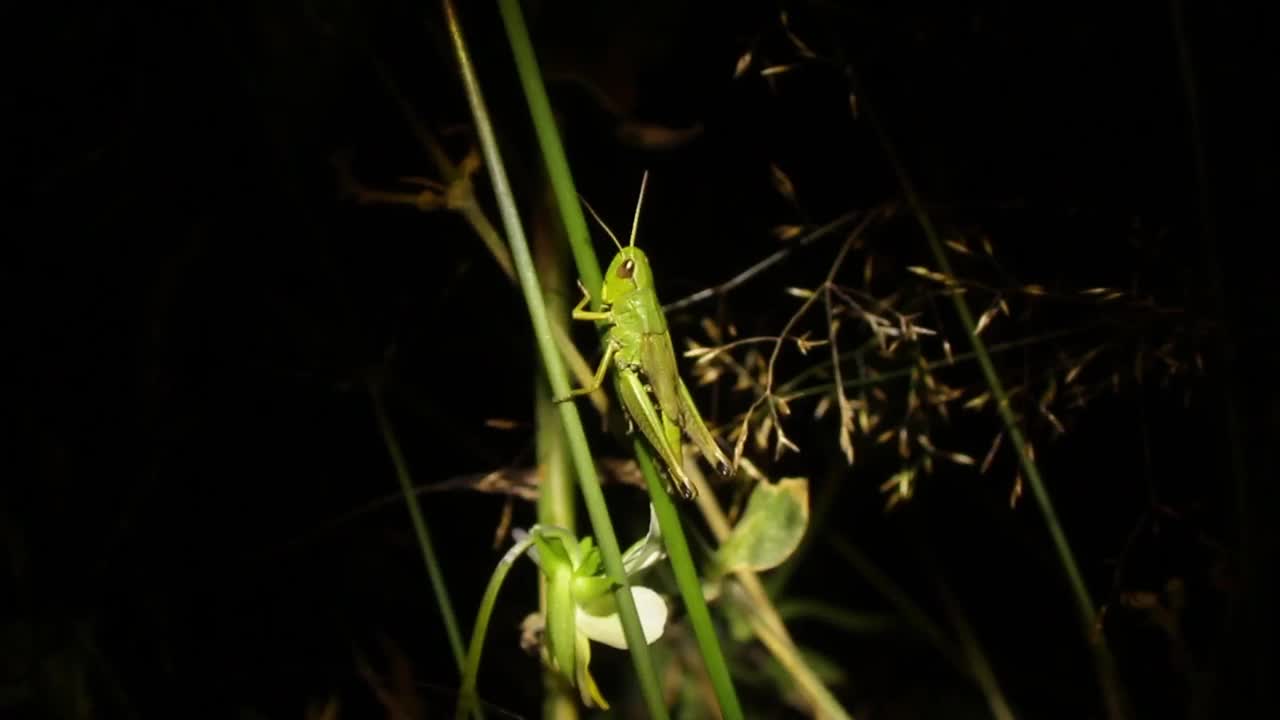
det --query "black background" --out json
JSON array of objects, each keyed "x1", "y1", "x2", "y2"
[{"x1": 8, "y1": 1, "x2": 1278, "y2": 718}]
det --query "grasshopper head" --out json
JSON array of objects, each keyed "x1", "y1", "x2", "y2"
[
  {"x1": 600, "y1": 246, "x2": 653, "y2": 305},
  {"x1": 586, "y1": 171, "x2": 659, "y2": 306}
]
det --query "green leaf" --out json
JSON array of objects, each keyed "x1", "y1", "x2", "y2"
[
  {"x1": 714, "y1": 477, "x2": 810, "y2": 575},
  {"x1": 577, "y1": 546, "x2": 602, "y2": 578},
  {"x1": 534, "y1": 533, "x2": 572, "y2": 574},
  {"x1": 572, "y1": 574, "x2": 615, "y2": 604},
  {"x1": 577, "y1": 536, "x2": 595, "y2": 563}
]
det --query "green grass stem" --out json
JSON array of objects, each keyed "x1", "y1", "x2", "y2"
[
  {"x1": 456, "y1": 534, "x2": 538, "y2": 719},
  {"x1": 853, "y1": 73, "x2": 1129, "y2": 719},
  {"x1": 442, "y1": 2, "x2": 667, "y2": 716},
  {"x1": 496, "y1": 0, "x2": 601, "y2": 298},
  {"x1": 535, "y1": 183, "x2": 581, "y2": 719},
  {"x1": 634, "y1": 445, "x2": 746, "y2": 720},
  {"x1": 370, "y1": 384, "x2": 466, "y2": 671},
  {"x1": 494, "y1": 2, "x2": 745, "y2": 717}
]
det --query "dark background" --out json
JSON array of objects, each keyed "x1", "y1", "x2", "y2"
[{"x1": 8, "y1": 1, "x2": 1277, "y2": 718}]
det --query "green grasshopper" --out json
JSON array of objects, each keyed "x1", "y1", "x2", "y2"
[{"x1": 555, "y1": 172, "x2": 732, "y2": 499}]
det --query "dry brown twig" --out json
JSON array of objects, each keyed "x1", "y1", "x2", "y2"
[{"x1": 729, "y1": 210, "x2": 882, "y2": 466}]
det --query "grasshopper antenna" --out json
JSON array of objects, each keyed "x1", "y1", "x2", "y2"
[
  {"x1": 628, "y1": 170, "x2": 649, "y2": 248},
  {"x1": 578, "y1": 194, "x2": 625, "y2": 253}
]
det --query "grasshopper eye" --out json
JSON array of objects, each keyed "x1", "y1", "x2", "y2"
[{"x1": 617, "y1": 259, "x2": 636, "y2": 279}]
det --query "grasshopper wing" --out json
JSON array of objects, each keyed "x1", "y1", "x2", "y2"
[
  {"x1": 614, "y1": 366, "x2": 697, "y2": 498},
  {"x1": 639, "y1": 329, "x2": 733, "y2": 480}
]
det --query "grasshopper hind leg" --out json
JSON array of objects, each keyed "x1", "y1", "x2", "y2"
[
  {"x1": 676, "y1": 377, "x2": 734, "y2": 477},
  {"x1": 615, "y1": 367, "x2": 698, "y2": 499},
  {"x1": 659, "y1": 406, "x2": 697, "y2": 497}
]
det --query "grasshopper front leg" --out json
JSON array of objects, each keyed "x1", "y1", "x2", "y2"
[
  {"x1": 554, "y1": 280, "x2": 616, "y2": 404},
  {"x1": 570, "y1": 279, "x2": 611, "y2": 322},
  {"x1": 554, "y1": 340, "x2": 618, "y2": 403}
]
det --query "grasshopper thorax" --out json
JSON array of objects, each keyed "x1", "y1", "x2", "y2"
[{"x1": 600, "y1": 246, "x2": 654, "y2": 305}]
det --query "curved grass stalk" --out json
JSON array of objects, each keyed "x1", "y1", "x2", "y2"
[
  {"x1": 826, "y1": 534, "x2": 1015, "y2": 720},
  {"x1": 442, "y1": 2, "x2": 667, "y2": 716},
  {"x1": 456, "y1": 533, "x2": 539, "y2": 719},
  {"x1": 851, "y1": 71, "x2": 1130, "y2": 719},
  {"x1": 934, "y1": 574, "x2": 1017, "y2": 720},
  {"x1": 370, "y1": 383, "x2": 467, "y2": 671}
]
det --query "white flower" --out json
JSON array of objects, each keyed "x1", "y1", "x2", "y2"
[
  {"x1": 520, "y1": 505, "x2": 669, "y2": 709},
  {"x1": 576, "y1": 585, "x2": 669, "y2": 649}
]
